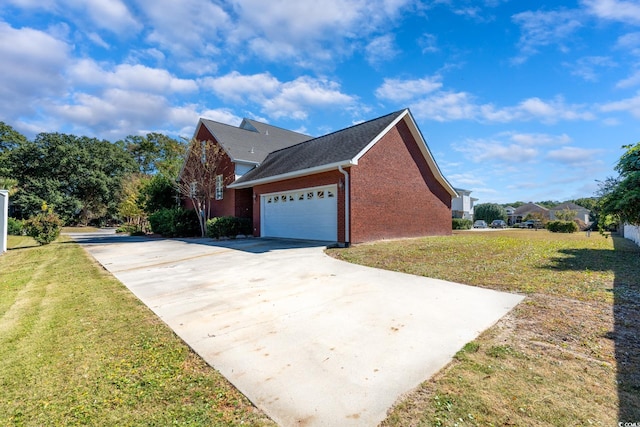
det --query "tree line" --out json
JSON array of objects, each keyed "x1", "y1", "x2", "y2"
[{"x1": 0, "y1": 122, "x2": 186, "y2": 227}]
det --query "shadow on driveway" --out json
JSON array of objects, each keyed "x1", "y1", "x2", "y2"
[{"x1": 65, "y1": 230, "x2": 329, "y2": 254}]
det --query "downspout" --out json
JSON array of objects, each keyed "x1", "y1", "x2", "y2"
[{"x1": 338, "y1": 165, "x2": 350, "y2": 247}]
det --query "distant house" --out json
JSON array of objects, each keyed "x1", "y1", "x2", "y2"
[
  {"x1": 181, "y1": 108, "x2": 457, "y2": 244},
  {"x1": 513, "y1": 203, "x2": 550, "y2": 224},
  {"x1": 452, "y1": 188, "x2": 478, "y2": 220},
  {"x1": 504, "y1": 206, "x2": 516, "y2": 225},
  {"x1": 549, "y1": 202, "x2": 591, "y2": 225}
]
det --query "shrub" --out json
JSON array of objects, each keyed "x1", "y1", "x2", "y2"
[
  {"x1": 116, "y1": 223, "x2": 147, "y2": 236},
  {"x1": 7, "y1": 217, "x2": 24, "y2": 235},
  {"x1": 546, "y1": 220, "x2": 579, "y2": 233},
  {"x1": 24, "y1": 211, "x2": 64, "y2": 245},
  {"x1": 148, "y1": 208, "x2": 200, "y2": 237},
  {"x1": 452, "y1": 218, "x2": 472, "y2": 230},
  {"x1": 207, "y1": 216, "x2": 252, "y2": 239}
]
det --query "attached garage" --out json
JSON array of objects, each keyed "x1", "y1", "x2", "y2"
[{"x1": 261, "y1": 185, "x2": 338, "y2": 241}]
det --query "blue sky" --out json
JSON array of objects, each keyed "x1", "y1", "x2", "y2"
[{"x1": 2, "y1": 0, "x2": 639, "y2": 204}]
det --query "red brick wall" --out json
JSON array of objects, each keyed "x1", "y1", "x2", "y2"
[
  {"x1": 252, "y1": 170, "x2": 345, "y2": 241},
  {"x1": 349, "y1": 118, "x2": 452, "y2": 243}
]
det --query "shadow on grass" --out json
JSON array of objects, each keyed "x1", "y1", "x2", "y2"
[{"x1": 546, "y1": 234, "x2": 640, "y2": 421}]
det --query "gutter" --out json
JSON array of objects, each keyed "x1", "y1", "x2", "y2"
[{"x1": 338, "y1": 165, "x2": 350, "y2": 247}]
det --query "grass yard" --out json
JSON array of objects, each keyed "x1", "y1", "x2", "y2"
[
  {"x1": 328, "y1": 229, "x2": 640, "y2": 426},
  {"x1": 0, "y1": 235, "x2": 275, "y2": 426}
]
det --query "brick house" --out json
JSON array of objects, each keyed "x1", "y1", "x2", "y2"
[{"x1": 182, "y1": 109, "x2": 457, "y2": 245}]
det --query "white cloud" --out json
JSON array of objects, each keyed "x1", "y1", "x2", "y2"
[
  {"x1": 582, "y1": 0, "x2": 640, "y2": 24},
  {"x1": 600, "y1": 92, "x2": 640, "y2": 117},
  {"x1": 200, "y1": 71, "x2": 282, "y2": 103},
  {"x1": 454, "y1": 138, "x2": 539, "y2": 163},
  {"x1": 508, "y1": 132, "x2": 573, "y2": 146},
  {"x1": 511, "y1": 9, "x2": 582, "y2": 63},
  {"x1": 136, "y1": 0, "x2": 230, "y2": 59},
  {"x1": 564, "y1": 56, "x2": 617, "y2": 81},
  {"x1": 375, "y1": 76, "x2": 443, "y2": 102},
  {"x1": 226, "y1": 0, "x2": 412, "y2": 65},
  {"x1": 616, "y1": 69, "x2": 640, "y2": 88},
  {"x1": 69, "y1": 60, "x2": 198, "y2": 93},
  {"x1": 419, "y1": 33, "x2": 439, "y2": 53},
  {"x1": 202, "y1": 72, "x2": 355, "y2": 120},
  {"x1": 0, "y1": 22, "x2": 70, "y2": 118},
  {"x1": 365, "y1": 34, "x2": 399, "y2": 65},
  {"x1": 263, "y1": 77, "x2": 356, "y2": 119},
  {"x1": 546, "y1": 146, "x2": 604, "y2": 165},
  {"x1": 412, "y1": 91, "x2": 478, "y2": 121},
  {"x1": 409, "y1": 90, "x2": 594, "y2": 123},
  {"x1": 73, "y1": 0, "x2": 141, "y2": 34}
]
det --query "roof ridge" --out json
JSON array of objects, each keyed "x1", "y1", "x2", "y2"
[
  {"x1": 264, "y1": 109, "x2": 406, "y2": 156},
  {"x1": 243, "y1": 118, "x2": 312, "y2": 137}
]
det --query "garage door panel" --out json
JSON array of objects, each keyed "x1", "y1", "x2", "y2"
[{"x1": 262, "y1": 185, "x2": 337, "y2": 242}]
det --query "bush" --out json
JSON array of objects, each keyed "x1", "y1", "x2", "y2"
[
  {"x1": 452, "y1": 218, "x2": 472, "y2": 230},
  {"x1": 207, "y1": 216, "x2": 252, "y2": 239},
  {"x1": 24, "y1": 211, "x2": 63, "y2": 245},
  {"x1": 116, "y1": 223, "x2": 147, "y2": 236},
  {"x1": 7, "y1": 217, "x2": 24, "y2": 235},
  {"x1": 148, "y1": 208, "x2": 200, "y2": 237},
  {"x1": 546, "y1": 220, "x2": 579, "y2": 233}
]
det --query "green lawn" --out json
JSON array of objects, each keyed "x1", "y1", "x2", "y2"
[
  {"x1": 3, "y1": 230, "x2": 638, "y2": 426},
  {"x1": 0, "y1": 235, "x2": 274, "y2": 426},
  {"x1": 329, "y1": 229, "x2": 640, "y2": 426}
]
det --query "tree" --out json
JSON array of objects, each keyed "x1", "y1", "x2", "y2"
[
  {"x1": 122, "y1": 133, "x2": 187, "y2": 178},
  {"x1": 598, "y1": 142, "x2": 640, "y2": 226},
  {"x1": 176, "y1": 138, "x2": 228, "y2": 237},
  {"x1": 474, "y1": 203, "x2": 507, "y2": 223},
  {"x1": 554, "y1": 208, "x2": 577, "y2": 221},
  {"x1": 8, "y1": 132, "x2": 136, "y2": 223}
]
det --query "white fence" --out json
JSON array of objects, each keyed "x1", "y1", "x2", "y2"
[{"x1": 623, "y1": 224, "x2": 640, "y2": 247}]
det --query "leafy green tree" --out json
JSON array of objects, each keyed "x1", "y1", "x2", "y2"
[
  {"x1": 122, "y1": 133, "x2": 186, "y2": 178},
  {"x1": 139, "y1": 174, "x2": 178, "y2": 213},
  {"x1": 0, "y1": 122, "x2": 28, "y2": 182},
  {"x1": 599, "y1": 142, "x2": 640, "y2": 226},
  {"x1": 8, "y1": 132, "x2": 136, "y2": 224},
  {"x1": 554, "y1": 208, "x2": 577, "y2": 221},
  {"x1": 474, "y1": 203, "x2": 507, "y2": 223}
]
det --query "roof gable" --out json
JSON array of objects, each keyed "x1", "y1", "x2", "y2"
[
  {"x1": 229, "y1": 109, "x2": 457, "y2": 198},
  {"x1": 231, "y1": 110, "x2": 405, "y2": 185},
  {"x1": 199, "y1": 118, "x2": 312, "y2": 164}
]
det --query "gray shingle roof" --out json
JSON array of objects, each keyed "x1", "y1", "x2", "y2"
[
  {"x1": 200, "y1": 118, "x2": 312, "y2": 164},
  {"x1": 232, "y1": 110, "x2": 406, "y2": 185},
  {"x1": 551, "y1": 202, "x2": 589, "y2": 211}
]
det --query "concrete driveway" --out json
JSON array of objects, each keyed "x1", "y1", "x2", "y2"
[{"x1": 70, "y1": 231, "x2": 523, "y2": 426}]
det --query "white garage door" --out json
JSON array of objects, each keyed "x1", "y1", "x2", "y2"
[{"x1": 261, "y1": 185, "x2": 338, "y2": 241}]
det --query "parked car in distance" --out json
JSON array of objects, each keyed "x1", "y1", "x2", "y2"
[
  {"x1": 522, "y1": 220, "x2": 543, "y2": 229},
  {"x1": 473, "y1": 220, "x2": 488, "y2": 228},
  {"x1": 490, "y1": 220, "x2": 507, "y2": 228}
]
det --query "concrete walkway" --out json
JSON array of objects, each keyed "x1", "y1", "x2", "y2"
[{"x1": 70, "y1": 231, "x2": 524, "y2": 426}]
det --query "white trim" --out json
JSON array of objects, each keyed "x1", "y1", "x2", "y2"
[
  {"x1": 351, "y1": 109, "x2": 409, "y2": 163},
  {"x1": 228, "y1": 160, "x2": 356, "y2": 189},
  {"x1": 0, "y1": 190, "x2": 8, "y2": 253},
  {"x1": 403, "y1": 112, "x2": 458, "y2": 198},
  {"x1": 338, "y1": 166, "x2": 350, "y2": 245}
]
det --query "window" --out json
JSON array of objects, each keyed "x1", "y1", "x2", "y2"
[
  {"x1": 190, "y1": 181, "x2": 198, "y2": 198},
  {"x1": 215, "y1": 174, "x2": 223, "y2": 200}
]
